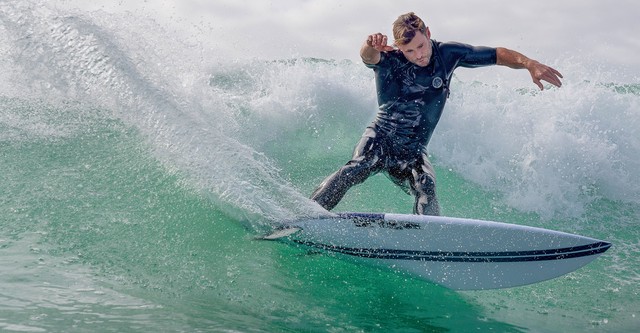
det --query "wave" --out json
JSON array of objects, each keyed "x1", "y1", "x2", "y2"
[
  {"x1": 0, "y1": 1, "x2": 327, "y2": 225},
  {"x1": 435, "y1": 78, "x2": 640, "y2": 217},
  {"x1": 2, "y1": 0, "x2": 639, "y2": 222}
]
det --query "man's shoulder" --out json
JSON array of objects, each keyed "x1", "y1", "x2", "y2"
[{"x1": 435, "y1": 40, "x2": 475, "y2": 53}]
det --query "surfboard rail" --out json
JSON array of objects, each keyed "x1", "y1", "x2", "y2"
[{"x1": 264, "y1": 212, "x2": 611, "y2": 290}]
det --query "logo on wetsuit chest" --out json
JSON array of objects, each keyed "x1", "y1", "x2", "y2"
[{"x1": 432, "y1": 77, "x2": 443, "y2": 89}]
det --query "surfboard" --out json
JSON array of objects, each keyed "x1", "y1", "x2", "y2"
[{"x1": 264, "y1": 212, "x2": 611, "y2": 290}]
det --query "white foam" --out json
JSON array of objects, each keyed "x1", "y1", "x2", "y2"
[{"x1": 434, "y1": 68, "x2": 640, "y2": 218}]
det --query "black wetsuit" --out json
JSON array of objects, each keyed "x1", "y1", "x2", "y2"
[{"x1": 311, "y1": 40, "x2": 497, "y2": 215}]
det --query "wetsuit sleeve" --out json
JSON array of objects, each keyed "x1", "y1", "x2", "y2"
[
  {"x1": 362, "y1": 51, "x2": 403, "y2": 106},
  {"x1": 442, "y1": 42, "x2": 497, "y2": 68}
]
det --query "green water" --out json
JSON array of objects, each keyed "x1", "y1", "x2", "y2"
[
  {"x1": 0, "y1": 103, "x2": 525, "y2": 332},
  {"x1": 1, "y1": 1, "x2": 638, "y2": 330},
  {"x1": 1, "y1": 100, "x2": 636, "y2": 332}
]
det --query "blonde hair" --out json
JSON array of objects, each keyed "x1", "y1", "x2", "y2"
[{"x1": 392, "y1": 12, "x2": 427, "y2": 46}]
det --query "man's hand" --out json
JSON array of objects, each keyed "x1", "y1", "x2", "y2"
[
  {"x1": 525, "y1": 60, "x2": 563, "y2": 90},
  {"x1": 361, "y1": 33, "x2": 394, "y2": 65},
  {"x1": 366, "y1": 33, "x2": 395, "y2": 52}
]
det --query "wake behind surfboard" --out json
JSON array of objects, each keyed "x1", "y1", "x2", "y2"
[{"x1": 264, "y1": 212, "x2": 611, "y2": 290}]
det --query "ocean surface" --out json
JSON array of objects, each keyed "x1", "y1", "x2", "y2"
[{"x1": 1, "y1": 1, "x2": 639, "y2": 332}]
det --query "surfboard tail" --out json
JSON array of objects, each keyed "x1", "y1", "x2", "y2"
[{"x1": 259, "y1": 227, "x2": 302, "y2": 240}]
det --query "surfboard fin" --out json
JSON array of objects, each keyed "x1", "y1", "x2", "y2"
[{"x1": 258, "y1": 227, "x2": 302, "y2": 240}]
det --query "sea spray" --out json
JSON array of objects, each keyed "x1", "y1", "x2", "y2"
[
  {"x1": 0, "y1": 1, "x2": 326, "y2": 225},
  {"x1": 433, "y1": 75, "x2": 640, "y2": 218}
]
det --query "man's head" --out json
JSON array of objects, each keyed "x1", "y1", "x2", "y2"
[{"x1": 393, "y1": 12, "x2": 432, "y2": 67}]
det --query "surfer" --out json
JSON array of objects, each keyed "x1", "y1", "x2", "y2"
[{"x1": 310, "y1": 12, "x2": 563, "y2": 215}]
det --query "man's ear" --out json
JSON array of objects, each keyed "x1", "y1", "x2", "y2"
[{"x1": 426, "y1": 27, "x2": 431, "y2": 39}]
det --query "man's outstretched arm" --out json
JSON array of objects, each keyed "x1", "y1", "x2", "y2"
[{"x1": 496, "y1": 47, "x2": 563, "y2": 90}]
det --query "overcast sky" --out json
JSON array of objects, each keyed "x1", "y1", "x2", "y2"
[{"x1": 59, "y1": 0, "x2": 639, "y2": 82}]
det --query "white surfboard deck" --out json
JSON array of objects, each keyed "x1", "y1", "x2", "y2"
[{"x1": 266, "y1": 212, "x2": 611, "y2": 290}]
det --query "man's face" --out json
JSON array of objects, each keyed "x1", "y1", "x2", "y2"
[{"x1": 397, "y1": 29, "x2": 432, "y2": 67}]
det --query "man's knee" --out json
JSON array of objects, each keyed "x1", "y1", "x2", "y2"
[{"x1": 310, "y1": 161, "x2": 376, "y2": 210}]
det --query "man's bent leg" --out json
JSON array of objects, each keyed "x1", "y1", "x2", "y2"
[
  {"x1": 310, "y1": 162, "x2": 372, "y2": 210},
  {"x1": 310, "y1": 133, "x2": 382, "y2": 211}
]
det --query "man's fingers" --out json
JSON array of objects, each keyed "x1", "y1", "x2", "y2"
[
  {"x1": 367, "y1": 33, "x2": 392, "y2": 50},
  {"x1": 544, "y1": 66, "x2": 563, "y2": 87},
  {"x1": 367, "y1": 33, "x2": 382, "y2": 47},
  {"x1": 548, "y1": 75, "x2": 562, "y2": 87},
  {"x1": 542, "y1": 68, "x2": 562, "y2": 88},
  {"x1": 551, "y1": 67, "x2": 564, "y2": 78},
  {"x1": 373, "y1": 33, "x2": 385, "y2": 46},
  {"x1": 533, "y1": 78, "x2": 544, "y2": 90}
]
